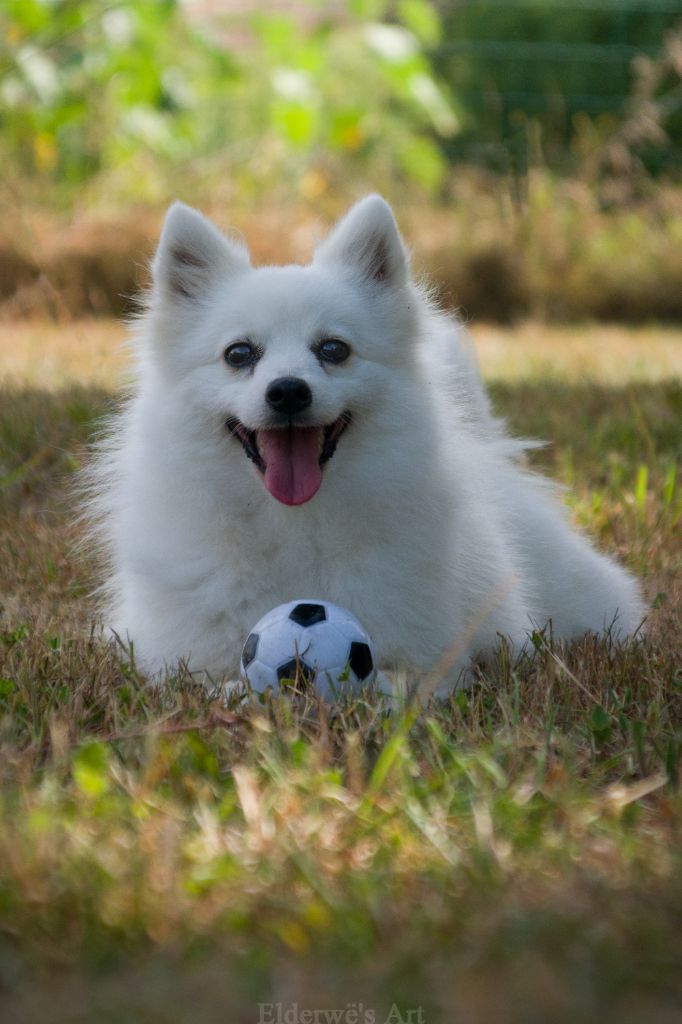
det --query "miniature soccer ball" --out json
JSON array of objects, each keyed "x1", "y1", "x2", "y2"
[{"x1": 240, "y1": 599, "x2": 376, "y2": 699}]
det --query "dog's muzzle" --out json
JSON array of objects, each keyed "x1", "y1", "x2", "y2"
[{"x1": 226, "y1": 411, "x2": 352, "y2": 506}]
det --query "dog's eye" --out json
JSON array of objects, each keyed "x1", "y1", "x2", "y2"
[
  {"x1": 317, "y1": 338, "x2": 351, "y2": 365},
  {"x1": 224, "y1": 341, "x2": 258, "y2": 369}
]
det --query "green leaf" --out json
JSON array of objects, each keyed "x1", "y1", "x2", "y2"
[
  {"x1": 349, "y1": 0, "x2": 389, "y2": 18},
  {"x1": 274, "y1": 103, "x2": 316, "y2": 147},
  {"x1": 1, "y1": 624, "x2": 29, "y2": 647},
  {"x1": 0, "y1": 679, "x2": 16, "y2": 698},
  {"x1": 590, "y1": 705, "x2": 612, "y2": 746},
  {"x1": 396, "y1": 135, "x2": 445, "y2": 191},
  {"x1": 634, "y1": 464, "x2": 648, "y2": 510},
  {"x1": 398, "y1": 0, "x2": 442, "y2": 46},
  {"x1": 73, "y1": 742, "x2": 111, "y2": 799}
]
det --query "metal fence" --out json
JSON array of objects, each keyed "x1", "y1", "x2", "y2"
[{"x1": 431, "y1": 0, "x2": 682, "y2": 170}]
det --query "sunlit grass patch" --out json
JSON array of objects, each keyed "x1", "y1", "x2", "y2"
[
  {"x1": 2, "y1": 319, "x2": 681, "y2": 390},
  {"x1": 0, "y1": 320, "x2": 128, "y2": 390},
  {"x1": 471, "y1": 322, "x2": 682, "y2": 384}
]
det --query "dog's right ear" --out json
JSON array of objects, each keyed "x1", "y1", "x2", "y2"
[
  {"x1": 152, "y1": 202, "x2": 250, "y2": 302},
  {"x1": 313, "y1": 194, "x2": 409, "y2": 289}
]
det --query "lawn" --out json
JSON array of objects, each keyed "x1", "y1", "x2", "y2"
[{"x1": 0, "y1": 321, "x2": 680, "y2": 1023}]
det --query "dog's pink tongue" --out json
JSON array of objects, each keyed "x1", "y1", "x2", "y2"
[{"x1": 259, "y1": 427, "x2": 322, "y2": 506}]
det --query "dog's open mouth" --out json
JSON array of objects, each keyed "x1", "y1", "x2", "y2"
[{"x1": 226, "y1": 412, "x2": 351, "y2": 506}]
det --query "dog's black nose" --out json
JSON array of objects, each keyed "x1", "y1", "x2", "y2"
[{"x1": 265, "y1": 377, "x2": 312, "y2": 416}]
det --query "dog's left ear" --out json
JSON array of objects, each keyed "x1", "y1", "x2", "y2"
[{"x1": 314, "y1": 194, "x2": 408, "y2": 288}]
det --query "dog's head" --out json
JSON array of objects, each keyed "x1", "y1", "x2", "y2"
[{"x1": 147, "y1": 195, "x2": 420, "y2": 507}]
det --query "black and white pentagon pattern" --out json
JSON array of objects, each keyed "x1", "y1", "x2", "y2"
[
  {"x1": 348, "y1": 640, "x2": 374, "y2": 680},
  {"x1": 241, "y1": 632, "x2": 259, "y2": 668},
  {"x1": 288, "y1": 602, "x2": 326, "y2": 627},
  {"x1": 240, "y1": 599, "x2": 377, "y2": 698},
  {"x1": 276, "y1": 657, "x2": 314, "y2": 686}
]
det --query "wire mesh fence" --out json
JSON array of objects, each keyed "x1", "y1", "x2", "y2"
[{"x1": 431, "y1": 0, "x2": 682, "y2": 171}]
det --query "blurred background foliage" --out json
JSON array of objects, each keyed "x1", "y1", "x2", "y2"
[
  {"x1": 2, "y1": 0, "x2": 681, "y2": 202},
  {"x1": 1, "y1": 0, "x2": 682, "y2": 322},
  {"x1": 437, "y1": 0, "x2": 682, "y2": 176},
  {"x1": 0, "y1": 0, "x2": 463, "y2": 203}
]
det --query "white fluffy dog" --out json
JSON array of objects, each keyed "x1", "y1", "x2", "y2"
[{"x1": 86, "y1": 195, "x2": 644, "y2": 692}]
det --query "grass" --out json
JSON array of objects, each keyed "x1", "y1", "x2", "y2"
[
  {"x1": 4, "y1": 175, "x2": 682, "y2": 324},
  {"x1": 0, "y1": 322, "x2": 680, "y2": 1023},
  {"x1": 3, "y1": 319, "x2": 682, "y2": 389}
]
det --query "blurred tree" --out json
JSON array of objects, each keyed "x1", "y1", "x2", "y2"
[
  {"x1": 0, "y1": 0, "x2": 236, "y2": 192},
  {"x1": 1, "y1": 0, "x2": 679, "y2": 207},
  {"x1": 0, "y1": 0, "x2": 459, "y2": 202}
]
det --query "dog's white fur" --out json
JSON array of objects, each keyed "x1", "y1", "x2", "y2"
[{"x1": 86, "y1": 195, "x2": 644, "y2": 693}]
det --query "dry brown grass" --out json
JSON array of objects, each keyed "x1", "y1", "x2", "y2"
[
  {"x1": 3, "y1": 176, "x2": 682, "y2": 323},
  {"x1": 0, "y1": 321, "x2": 680, "y2": 1022},
  {"x1": 2, "y1": 318, "x2": 681, "y2": 391},
  {"x1": 0, "y1": 320, "x2": 127, "y2": 389}
]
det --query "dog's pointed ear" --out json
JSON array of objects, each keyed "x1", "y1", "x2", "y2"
[
  {"x1": 152, "y1": 202, "x2": 250, "y2": 302},
  {"x1": 314, "y1": 194, "x2": 408, "y2": 288}
]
